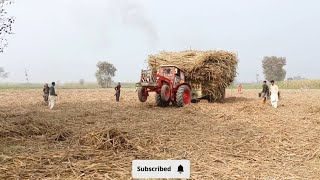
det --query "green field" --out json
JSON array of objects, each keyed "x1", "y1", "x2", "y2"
[{"x1": 233, "y1": 80, "x2": 320, "y2": 89}]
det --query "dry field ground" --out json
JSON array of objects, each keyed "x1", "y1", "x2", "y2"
[{"x1": 1, "y1": 89, "x2": 320, "y2": 179}]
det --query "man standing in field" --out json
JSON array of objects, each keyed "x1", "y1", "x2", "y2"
[
  {"x1": 261, "y1": 81, "x2": 269, "y2": 104},
  {"x1": 238, "y1": 84, "x2": 243, "y2": 94},
  {"x1": 48, "y1": 82, "x2": 58, "y2": 109},
  {"x1": 270, "y1": 80, "x2": 279, "y2": 108},
  {"x1": 115, "y1": 82, "x2": 121, "y2": 102},
  {"x1": 43, "y1": 83, "x2": 49, "y2": 105}
]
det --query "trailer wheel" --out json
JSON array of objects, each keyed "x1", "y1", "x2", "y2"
[
  {"x1": 138, "y1": 87, "x2": 148, "y2": 102},
  {"x1": 191, "y1": 99, "x2": 200, "y2": 103},
  {"x1": 219, "y1": 88, "x2": 226, "y2": 103},
  {"x1": 176, "y1": 85, "x2": 191, "y2": 107},
  {"x1": 215, "y1": 88, "x2": 225, "y2": 103},
  {"x1": 161, "y1": 84, "x2": 170, "y2": 101},
  {"x1": 208, "y1": 95, "x2": 215, "y2": 103},
  {"x1": 156, "y1": 93, "x2": 170, "y2": 107}
]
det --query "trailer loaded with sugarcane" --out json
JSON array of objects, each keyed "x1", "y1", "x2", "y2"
[{"x1": 136, "y1": 50, "x2": 238, "y2": 107}]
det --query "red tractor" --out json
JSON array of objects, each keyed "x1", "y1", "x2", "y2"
[{"x1": 136, "y1": 65, "x2": 191, "y2": 107}]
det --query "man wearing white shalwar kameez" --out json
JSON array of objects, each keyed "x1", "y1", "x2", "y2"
[
  {"x1": 270, "y1": 80, "x2": 279, "y2": 108},
  {"x1": 48, "y1": 82, "x2": 58, "y2": 110}
]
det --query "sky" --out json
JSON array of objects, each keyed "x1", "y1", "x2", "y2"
[{"x1": 1, "y1": 0, "x2": 320, "y2": 83}]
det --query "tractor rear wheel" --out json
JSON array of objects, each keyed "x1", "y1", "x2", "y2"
[
  {"x1": 176, "y1": 85, "x2": 191, "y2": 107},
  {"x1": 161, "y1": 84, "x2": 170, "y2": 101},
  {"x1": 156, "y1": 93, "x2": 170, "y2": 107},
  {"x1": 138, "y1": 87, "x2": 148, "y2": 102}
]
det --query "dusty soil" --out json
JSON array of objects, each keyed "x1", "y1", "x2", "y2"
[{"x1": 1, "y1": 89, "x2": 320, "y2": 179}]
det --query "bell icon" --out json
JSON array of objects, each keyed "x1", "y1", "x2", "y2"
[{"x1": 177, "y1": 165, "x2": 184, "y2": 174}]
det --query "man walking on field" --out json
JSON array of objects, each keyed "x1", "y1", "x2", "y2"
[
  {"x1": 48, "y1": 82, "x2": 58, "y2": 109},
  {"x1": 43, "y1": 83, "x2": 50, "y2": 105},
  {"x1": 238, "y1": 84, "x2": 243, "y2": 94},
  {"x1": 270, "y1": 80, "x2": 279, "y2": 108},
  {"x1": 115, "y1": 82, "x2": 121, "y2": 102},
  {"x1": 261, "y1": 81, "x2": 269, "y2": 104}
]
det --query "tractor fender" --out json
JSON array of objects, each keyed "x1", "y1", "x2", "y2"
[
  {"x1": 156, "y1": 77, "x2": 172, "y2": 93},
  {"x1": 176, "y1": 83, "x2": 192, "y2": 90}
]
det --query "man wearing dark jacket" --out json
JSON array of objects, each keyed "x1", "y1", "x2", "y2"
[
  {"x1": 115, "y1": 82, "x2": 121, "y2": 102},
  {"x1": 49, "y1": 82, "x2": 58, "y2": 109},
  {"x1": 261, "y1": 81, "x2": 269, "y2": 104}
]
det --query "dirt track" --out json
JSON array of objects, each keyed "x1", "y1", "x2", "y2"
[{"x1": 1, "y1": 89, "x2": 320, "y2": 179}]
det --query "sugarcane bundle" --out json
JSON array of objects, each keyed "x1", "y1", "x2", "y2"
[{"x1": 148, "y1": 50, "x2": 238, "y2": 101}]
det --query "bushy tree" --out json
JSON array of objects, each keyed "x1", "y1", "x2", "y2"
[
  {"x1": 0, "y1": 67, "x2": 8, "y2": 78},
  {"x1": 262, "y1": 56, "x2": 287, "y2": 81},
  {"x1": 95, "y1": 61, "x2": 117, "y2": 88},
  {"x1": 1, "y1": 0, "x2": 15, "y2": 53}
]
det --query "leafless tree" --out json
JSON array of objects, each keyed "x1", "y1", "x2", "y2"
[
  {"x1": 24, "y1": 68, "x2": 29, "y2": 83},
  {"x1": 0, "y1": 0, "x2": 15, "y2": 53}
]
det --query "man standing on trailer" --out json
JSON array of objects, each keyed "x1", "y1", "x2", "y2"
[
  {"x1": 270, "y1": 80, "x2": 279, "y2": 108},
  {"x1": 115, "y1": 82, "x2": 121, "y2": 102},
  {"x1": 48, "y1": 82, "x2": 58, "y2": 109}
]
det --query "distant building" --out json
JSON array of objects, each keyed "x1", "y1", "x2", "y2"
[
  {"x1": 294, "y1": 76, "x2": 304, "y2": 80},
  {"x1": 287, "y1": 76, "x2": 305, "y2": 81}
]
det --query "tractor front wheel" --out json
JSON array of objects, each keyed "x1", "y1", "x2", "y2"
[
  {"x1": 156, "y1": 93, "x2": 170, "y2": 107},
  {"x1": 161, "y1": 84, "x2": 170, "y2": 101},
  {"x1": 138, "y1": 87, "x2": 148, "y2": 102},
  {"x1": 176, "y1": 85, "x2": 191, "y2": 107}
]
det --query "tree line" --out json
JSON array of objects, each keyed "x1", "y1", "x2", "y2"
[{"x1": 94, "y1": 56, "x2": 289, "y2": 88}]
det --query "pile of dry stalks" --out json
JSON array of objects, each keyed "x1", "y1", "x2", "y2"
[
  {"x1": 78, "y1": 128, "x2": 132, "y2": 150},
  {"x1": 148, "y1": 50, "x2": 238, "y2": 101}
]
